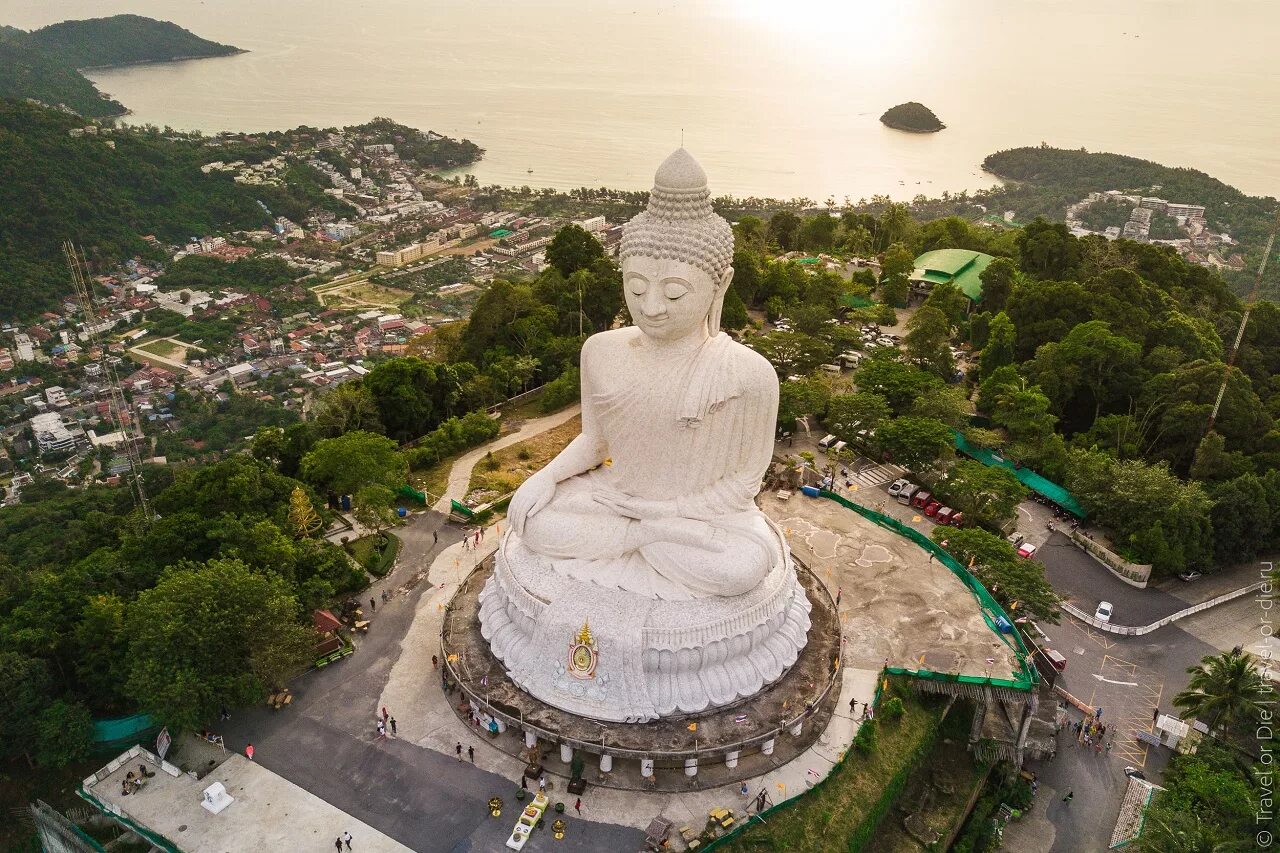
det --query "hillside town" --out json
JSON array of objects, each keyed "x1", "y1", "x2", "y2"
[{"x1": 0, "y1": 123, "x2": 619, "y2": 502}]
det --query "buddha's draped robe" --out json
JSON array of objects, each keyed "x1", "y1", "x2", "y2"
[{"x1": 521, "y1": 332, "x2": 780, "y2": 600}]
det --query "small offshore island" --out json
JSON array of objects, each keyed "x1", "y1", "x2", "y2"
[{"x1": 880, "y1": 101, "x2": 946, "y2": 133}]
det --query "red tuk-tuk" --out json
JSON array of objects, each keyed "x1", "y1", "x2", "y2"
[{"x1": 911, "y1": 490, "x2": 932, "y2": 509}]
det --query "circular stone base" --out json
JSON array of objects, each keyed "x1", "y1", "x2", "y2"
[{"x1": 441, "y1": 556, "x2": 841, "y2": 791}]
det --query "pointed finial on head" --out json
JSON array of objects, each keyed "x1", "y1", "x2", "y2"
[{"x1": 654, "y1": 148, "x2": 708, "y2": 193}]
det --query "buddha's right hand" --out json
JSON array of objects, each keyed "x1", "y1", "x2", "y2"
[{"x1": 510, "y1": 469, "x2": 556, "y2": 537}]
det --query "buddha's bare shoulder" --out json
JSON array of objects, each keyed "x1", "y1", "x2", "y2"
[
  {"x1": 727, "y1": 337, "x2": 779, "y2": 390},
  {"x1": 581, "y1": 327, "x2": 644, "y2": 360}
]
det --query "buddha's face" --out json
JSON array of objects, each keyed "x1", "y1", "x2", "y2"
[{"x1": 623, "y1": 256, "x2": 728, "y2": 342}]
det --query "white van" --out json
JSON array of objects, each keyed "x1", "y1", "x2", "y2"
[
  {"x1": 818, "y1": 434, "x2": 837, "y2": 450},
  {"x1": 819, "y1": 363, "x2": 841, "y2": 374},
  {"x1": 829, "y1": 440, "x2": 848, "y2": 455}
]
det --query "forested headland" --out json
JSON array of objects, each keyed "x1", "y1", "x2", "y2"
[{"x1": 0, "y1": 15, "x2": 242, "y2": 119}]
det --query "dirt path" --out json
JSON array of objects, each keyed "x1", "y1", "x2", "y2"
[{"x1": 431, "y1": 404, "x2": 581, "y2": 512}]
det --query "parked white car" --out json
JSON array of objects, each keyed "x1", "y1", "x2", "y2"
[
  {"x1": 887, "y1": 478, "x2": 912, "y2": 497},
  {"x1": 1094, "y1": 601, "x2": 1114, "y2": 623}
]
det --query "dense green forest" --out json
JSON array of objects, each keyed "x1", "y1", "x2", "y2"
[
  {"x1": 355, "y1": 117, "x2": 484, "y2": 170},
  {"x1": 0, "y1": 26, "x2": 125, "y2": 118},
  {"x1": 0, "y1": 99, "x2": 337, "y2": 318},
  {"x1": 981, "y1": 145, "x2": 1280, "y2": 296},
  {"x1": 728, "y1": 206, "x2": 1280, "y2": 577},
  {"x1": 25, "y1": 14, "x2": 241, "y2": 68},
  {"x1": 880, "y1": 101, "x2": 945, "y2": 133}
]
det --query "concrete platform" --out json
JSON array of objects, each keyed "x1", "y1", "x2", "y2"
[
  {"x1": 84, "y1": 747, "x2": 411, "y2": 852},
  {"x1": 758, "y1": 491, "x2": 1022, "y2": 682}
]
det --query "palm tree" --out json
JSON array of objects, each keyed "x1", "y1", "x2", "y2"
[{"x1": 1172, "y1": 650, "x2": 1270, "y2": 739}]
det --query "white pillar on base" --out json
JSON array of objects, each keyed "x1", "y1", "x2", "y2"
[
  {"x1": 684, "y1": 757, "x2": 698, "y2": 777},
  {"x1": 599, "y1": 753, "x2": 613, "y2": 773},
  {"x1": 640, "y1": 758, "x2": 654, "y2": 777},
  {"x1": 524, "y1": 730, "x2": 538, "y2": 749},
  {"x1": 559, "y1": 743, "x2": 573, "y2": 764},
  {"x1": 495, "y1": 719, "x2": 507, "y2": 734},
  {"x1": 724, "y1": 750, "x2": 739, "y2": 769},
  {"x1": 762, "y1": 738, "x2": 776, "y2": 756},
  {"x1": 790, "y1": 720, "x2": 803, "y2": 737}
]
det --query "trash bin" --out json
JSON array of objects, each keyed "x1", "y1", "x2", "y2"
[
  {"x1": 801, "y1": 485, "x2": 821, "y2": 498},
  {"x1": 397, "y1": 507, "x2": 408, "y2": 518}
]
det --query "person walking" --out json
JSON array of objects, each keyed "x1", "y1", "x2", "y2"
[
  {"x1": 538, "y1": 775, "x2": 547, "y2": 794},
  {"x1": 335, "y1": 838, "x2": 343, "y2": 853},
  {"x1": 574, "y1": 798, "x2": 582, "y2": 815},
  {"x1": 849, "y1": 697, "x2": 857, "y2": 714},
  {"x1": 1062, "y1": 790, "x2": 1073, "y2": 804},
  {"x1": 342, "y1": 830, "x2": 353, "y2": 850},
  {"x1": 520, "y1": 774, "x2": 528, "y2": 790},
  {"x1": 390, "y1": 717, "x2": 397, "y2": 736},
  {"x1": 433, "y1": 530, "x2": 439, "y2": 547},
  {"x1": 381, "y1": 706, "x2": 389, "y2": 722},
  {"x1": 245, "y1": 743, "x2": 254, "y2": 761},
  {"x1": 835, "y1": 587, "x2": 842, "y2": 608},
  {"x1": 376, "y1": 721, "x2": 386, "y2": 740},
  {"x1": 468, "y1": 745, "x2": 475, "y2": 763},
  {"x1": 456, "y1": 742, "x2": 463, "y2": 761},
  {"x1": 370, "y1": 597, "x2": 376, "y2": 613},
  {"x1": 432, "y1": 654, "x2": 438, "y2": 669}
]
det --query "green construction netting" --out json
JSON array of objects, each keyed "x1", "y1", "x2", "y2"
[
  {"x1": 489, "y1": 228, "x2": 514, "y2": 238},
  {"x1": 817, "y1": 491, "x2": 1038, "y2": 692},
  {"x1": 952, "y1": 431, "x2": 1086, "y2": 519},
  {"x1": 92, "y1": 714, "x2": 156, "y2": 749}
]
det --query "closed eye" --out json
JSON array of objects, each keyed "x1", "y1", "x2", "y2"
[{"x1": 663, "y1": 282, "x2": 689, "y2": 299}]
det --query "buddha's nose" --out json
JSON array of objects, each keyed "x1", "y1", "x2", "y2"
[{"x1": 641, "y1": 289, "x2": 667, "y2": 318}]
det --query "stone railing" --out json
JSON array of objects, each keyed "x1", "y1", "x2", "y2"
[
  {"x1": 1061, "y1": 581, "x2": 1264, "y2": 636},
  {"x1": 1067, "y1": 529, "x2": 1152, "y2": 588}
]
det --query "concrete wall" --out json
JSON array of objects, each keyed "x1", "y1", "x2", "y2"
[{"x1": 1067, "y1": 529, "x2": 1151, "y2": 588}]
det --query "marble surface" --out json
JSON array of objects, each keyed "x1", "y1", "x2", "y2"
[{"x1": 484, "y1": 150, "x2": 812, "y2": 721}]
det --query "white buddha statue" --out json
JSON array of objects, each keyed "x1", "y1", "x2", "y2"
[
  {"x1": 480, "y1": 150, "x2": 810, "y2": 722},
  {"x1": 508, "y1": 149, "x2": 778, "y2": 601}
]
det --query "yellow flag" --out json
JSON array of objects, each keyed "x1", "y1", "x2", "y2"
[
  {"x1": 687, "y1": 722, "x2": 698, "y2": 732},
  {"x1": 776, "y1": 782, "x2": 786, "y2": 792},
  {"x1": 603, "y1": 457, "x2": 613, "y2": 467},
  {"x1": 447, "y1": 654, "x2": 459, "y2": 662},
  {"x1": 918, "y1": 653, "x2": 926, "y2": 664}
]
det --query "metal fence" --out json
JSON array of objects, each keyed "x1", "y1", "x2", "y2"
[{"x1": 1061, "y1": 581, "x2": 1265, "y2": 636}]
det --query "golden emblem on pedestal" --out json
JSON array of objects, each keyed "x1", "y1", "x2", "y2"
[{"x1": 567, "y1": 620, "x2": 598, "y2": 680}]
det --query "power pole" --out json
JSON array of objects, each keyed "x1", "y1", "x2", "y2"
[
  {"x1": 1207, "y1": 209, "x2": 1280, "y2": 431},
  {"x1": 64, "y1": 242, "x2": 153, "y2": 522}
]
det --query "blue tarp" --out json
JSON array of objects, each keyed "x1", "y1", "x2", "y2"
[{"x1": 952, "y1": 431, "x2": 1087, "y2": 519}]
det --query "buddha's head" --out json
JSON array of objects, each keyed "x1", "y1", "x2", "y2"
[{"x1": 620, "y1": 149, "x2": 735, "y2": 342}]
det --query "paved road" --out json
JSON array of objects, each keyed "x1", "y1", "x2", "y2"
[
  {"x1": 218, "y1": 510, "x2": 642, "y2": 853},
  {"x1": 1037, "y1": 532, "x2": 1188, "y2": 625},
  {"x1": 432, "y1": 405, "x2": 580, "y2": 511},
  {"x1": 1010, "y1": 615, "x2": 1221, "y2": 853}
]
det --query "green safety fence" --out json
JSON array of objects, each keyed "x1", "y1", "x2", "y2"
[
  {"x1": 692, "y1": 491, "x2": 1038, "y2": 851},
  {"x1": 697, "y1": 673, "x2": 938, "y2": 853},
  {"x1": 817, "y1": 490, "x2": 1039, "y2": 692}
]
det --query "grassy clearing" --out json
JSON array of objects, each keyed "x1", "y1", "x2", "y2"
[
  {"x1": 412, "y1": 453, "x2": 458, "y2": 504},
  {"x1": 722, "y1": 694, "x2": 943, "y2": 853},
  {"x1": 138, "y1": 338, "x2": 183, "y2": 359},
  {"x1": 466, "y1": 415, "x2": 581, "y2": 500}
]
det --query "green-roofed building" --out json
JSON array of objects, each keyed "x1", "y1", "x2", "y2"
[{"x1": 909, "y1": 248, "x2": 996, "y2": 310}]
